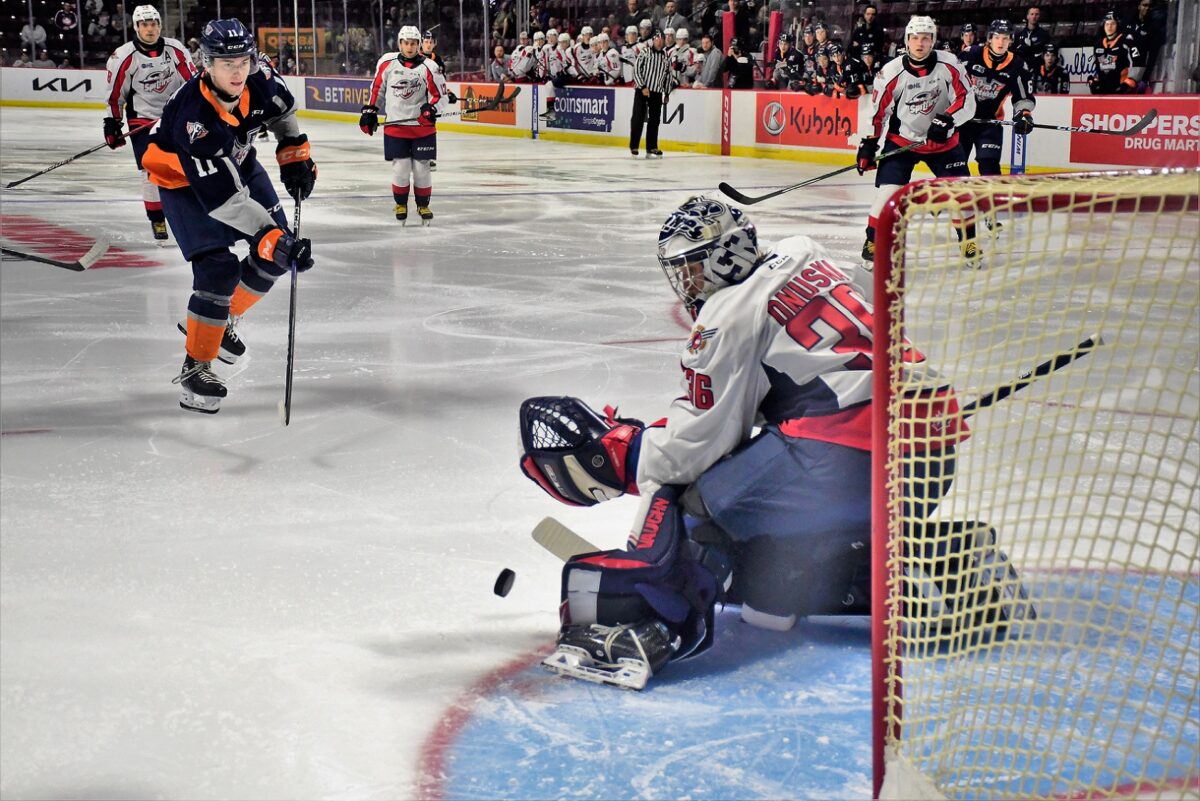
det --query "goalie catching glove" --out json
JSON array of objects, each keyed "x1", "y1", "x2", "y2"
[{"x1": 519, "y1": 396, "x2": 654, "y2": 506}]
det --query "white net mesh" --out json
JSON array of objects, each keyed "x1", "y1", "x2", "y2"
[{"x1": 876, "y1": 170, "x2": 1199, "y2": 801}]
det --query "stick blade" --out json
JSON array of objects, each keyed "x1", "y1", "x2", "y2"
[
  {"x1": 717, "y1": 182, "x2": 757, "y2": 205},
  {"x1": 75, "y1": 237, "x2": 110, "y2": 270},
  {"x1": 532, "y1": 517, "x2": 600, "y2": 562},
  {"x1": 1123, "y1": 108, "x2": 1158, "y2": 135}
]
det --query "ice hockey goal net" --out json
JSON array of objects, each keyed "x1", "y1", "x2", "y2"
[{"x1": 870, "y1": 169, "x2": 1199, "y2": 801}]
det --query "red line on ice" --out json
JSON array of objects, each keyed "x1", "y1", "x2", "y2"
[{"x1": 1, "y1": 214, "x2": 161, "y2": 269}]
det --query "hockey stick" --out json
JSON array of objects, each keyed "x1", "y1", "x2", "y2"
[
  {"x1": 532, "y1": 517, "x2": 600, "y2": 561},
  {"x1": 380, "y1": 82, "x2": 520, "y2": 126},
  {"x1": 5, "y1": 121, "x2": 156, "y2": 189},
  {"x1": 961, "y1": 333, "x2": 1103, "y2": 418},
  {"x1": 718, "y1": 140, "x2": 926, "y2": 205},
  {"x1": 279, "y1": 197, "x2": 302, "y2": 426},
  {"x1": 0, "y1": 238, "x2": 111, "y2": 271},
  {"x1": 974, "y1": 108, "x2": 1158, "y2": 137}
]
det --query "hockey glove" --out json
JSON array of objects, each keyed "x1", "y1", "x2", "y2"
[
  {"x1": 856, "y1": 135, "x2": 878, "y2": 174},
  {"x1": 1012, "y1": 110, "x2": 1034, "y2": 136},
  {"x1": 358, "y1": 104, "x2": 379, "y2": 135},
  {"x1": 103, "y1": 117, "x2": 125, "y2": 149},
  {"x1": 419, "y1": 102, "x2": 439, "y2": 123},
  {"x1": 445, "y1": 90, "x2": 458, "y2": 104},
  {"x1": 1087, "y1": 75, "x2": 1100, "y2": 94},
  {"x1": 927, "y1": 112, "x2": 955, "y2": 143},
  {"x1": 276, "y1": 134, "x2": 317, "y2": 201},
  {"x1": 251, "y1": 225, "x2": 314, "y2": 274}
]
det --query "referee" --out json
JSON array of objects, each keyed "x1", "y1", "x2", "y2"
[{"x1": 631, "y1": 29, "x2": 671, "y2": 158}]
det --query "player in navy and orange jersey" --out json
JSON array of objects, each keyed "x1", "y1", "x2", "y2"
[
  {"x1": 1089, "y1": 12, "x2": 1139, "y2": 94},
  {"x1": 103, "y1": 5, "x2": 194, "y2": 241},
  {"x1": 960, "y1": 20, "x2": 1036, "y2": 181},
  {"x1": 358, "y1": 25, "x2": 442, "y2": 225},
  {"x1": 143, "y1": 18, "x2": 317, "y2": 414},
  {"x1": 1032, "y1": 42, "x2": 1070, "y2": 95},
  {"x1": 857, "y1": 16, "x2": 978, "y2": 265}
]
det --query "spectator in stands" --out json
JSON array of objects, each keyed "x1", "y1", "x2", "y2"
[
  {"x1": 695, "y1": 32, "x2": 723, "y2": 87},
  {"x1": 620, "y1": 0, "x2": 646, "y2": 32},
  {"x1": 11, "y1": 52, "x2": 33, "y2": 67},
  {"x1": 488, "y1": 44, "x2": 509, "y2": 80},
  {"x1": 660, "y1": 0, "x2": 686, "y2": 33},
  {"x1": 849, "y1": 3, "x2": 883, "y2": 58},
  {"x1": 493, "y1": 2, "x2": 516, "y2": 42},
  {"x1": 1032, "y1": 41, "x2": 1070, "y2": 94},
  {"x1": 722, "y1": 36, "x2": 754, "y2": 88},
  {"x1": 32, "y1": 49, "x2": 56, "y2": 67},
  {"x1": 957, "y1": 23, "x2": 978, "y2": 56},
  {"x1": 720, "y1": 0, "x2": 752, "y2": 50},
  {"x1": 1125, "y1": 0, "x2": 1166, "y2": 90},
  {"x1": 20, "y1": 18, "x2": 48, "y2": 56},
  {"x1": 54, "y1": 2, "x2": 78, "y2": 33},
  {"x1": 187, "y1": 37, "x2": 202, "y2": 65},
  {"x1": 1014, "y1": 6, "x2": 1050, "y2": 69},
  {"x1": 83, "y1": 0, "x2": 102, "y2": 15}
]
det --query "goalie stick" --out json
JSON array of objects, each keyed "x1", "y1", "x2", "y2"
[
  {"x1": 380, "y1": 82, "x2": 520, "y2": 126},
  {"x1": 1, "y1": 238, "x2": 111, "y2": 272},
  {"x1": 718, "y1": 140, "x2": 926, "y2": 206},
  {"x1": 5, "y1": 121, "x2": 156, "y2": 189},
  {"x1": 975, "y1": 108, "x2": 1158, "y2": 137}
]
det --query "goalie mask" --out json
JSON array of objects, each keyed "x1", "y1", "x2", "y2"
[
  {"x1": 519, "y1": 396, "x2": 645, "y2": 507},
  {"x1": 657, "y1": 196, "x2": 761, "y2": 315}
]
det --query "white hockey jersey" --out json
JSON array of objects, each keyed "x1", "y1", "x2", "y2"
[
  {"x1": 508, "y1": 44, "x2": 539, "y2": 81},
  {"x1": 669, "y1": 44, "x2": 697, "y2": 87},
  {"x1": 596, "y1": 48, "x2": 623, "y2": 84},
  {"x1": 549, "y1": 44, "x2": 571, "y2": 79},
  {"x1": 105, "y1": 37, "x2": 195, "y2": 122},
  {"x1": 620, "y1": 42, "x2": 639, "y2": 84},
  {"x1": 571, "y1": 41, "x2": 597, "y2": 80},
  {"x1": 867, "y1": 50, "x2": 975, "y2": 154},
  {"x1": 636, "y1": 235, "x2": 965, "y2": 496},
  {"x1": 367, "y1": 51, "x2": 442, "y2": 137}
]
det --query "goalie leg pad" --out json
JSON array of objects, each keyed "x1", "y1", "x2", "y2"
[
  {"x1": 561, "y1": 485, "x2": 721, "y2": 660},
  {"x1": 519, "y1": 396, "x2": 645, "y2": 506}
]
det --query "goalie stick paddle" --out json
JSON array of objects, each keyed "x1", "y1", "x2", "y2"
[
  {"x1": 5, "y1": 121, "x2": 155, "y2": 189},
  {"x1": 0, "y1": 238, "x2": 111, "y2": 271},
  {"x1": 961, "y1": 333, "x2": 1103, "y2": 418},
  {"x1": 718, "y1": 140, "x2": 926, "y2": 206},
  {"x1": 279, "y1": 197, "x2": 303, "y2": 427},
  {"x1": 976, "y1": 108, "x2": 1158, "y2": 137},
  {"x1": 381, "y1": 81, "x2": 520, "y2": 126},
  {"x1": 532, "y1": 517, "x2": 600, "y2": 562}
]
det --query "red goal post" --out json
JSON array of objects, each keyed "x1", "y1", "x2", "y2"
[{"x1": 869, "y1": 169, "x2": 1199, "y2": 800}]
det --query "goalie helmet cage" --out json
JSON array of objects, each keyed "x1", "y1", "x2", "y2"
[{"x1": 869, "y1": 169, "x2": 1199, "y2": 801}]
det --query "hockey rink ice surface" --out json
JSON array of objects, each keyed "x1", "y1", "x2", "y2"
[{"x1": 2, "y1": 108, "x2": 1197, "y2": 800}]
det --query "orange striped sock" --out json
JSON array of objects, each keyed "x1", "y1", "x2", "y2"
[
  {"x1": 230, "y1": 284, "x2": 265, "y2": 317},
  {"x1": 185, "y1": 317, "x2": 225, "y2": 363}
]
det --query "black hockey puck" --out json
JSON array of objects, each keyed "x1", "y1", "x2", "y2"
[{"x1": 494, "y1": 568, "x2": 516, "y2": 597}]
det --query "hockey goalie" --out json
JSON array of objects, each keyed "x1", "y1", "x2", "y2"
[{"x1": 518, "y1": 196, "x2": 1034, "y2": 690}]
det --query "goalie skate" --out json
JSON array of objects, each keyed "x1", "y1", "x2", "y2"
[{"x1": 542, "y1": 621, "x2": 677, "y2": 691}]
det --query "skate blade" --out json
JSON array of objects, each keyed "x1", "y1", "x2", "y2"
[
  {"x1": 179, "y1": 389, "x2": 221, "y2": 414},
  {"x1": 541, "y1": 648, "x2": 650, "y2": 690}
]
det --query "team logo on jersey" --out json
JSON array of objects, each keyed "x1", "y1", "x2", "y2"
[
  {"x1": 687, "y1": 325, "x2": 718, "y2": 354},
  {"x1": 390, "y1": 72, "x2": 425, "y2": 100},
  {"x1": 905, "y1": 88, "x2": 941, "y2": 115},
  {"x1": 186, "y1": 121, "x2": 208, "y2": 143},
  {"x1": 762, "y1": 101, "x2": 786, "y2": 136},
  {"x1": 138, "y1": 68, "x2": 175, "y2": 95},
  {"x1": 972, "y1": 77, "x2": 1004, "y2": 100}
]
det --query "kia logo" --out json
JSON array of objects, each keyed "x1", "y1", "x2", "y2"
[{"x1": 762, "y1": 101, "x2": 785, "y2": 136}]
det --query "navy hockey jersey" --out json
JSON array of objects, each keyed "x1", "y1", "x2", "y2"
[{"x1": 961, "y1": 47, "x2": 1035, "y2": 120}]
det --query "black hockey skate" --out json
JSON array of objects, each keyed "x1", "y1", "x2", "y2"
[
  {"x1": 151, "y1": 220, "x2": 169, "y2": 241},
  {"x1": 176, "y1": 319, "x2": 246, "y2": 365},
  {"x1": 542, "y1": 620, "x2": 678, "y2": 690},
  {"x1": 631, "y1": 149, "x2": 639, "y2": 158},
  {"x1": 173, "y1": 356, "x2": 227, "y2": 414},
  {"x1": 647, "y1": 148, "x2": 664, "y2": 158},
  {"x1": 417, "y1": 205, "x2": 433, "y2": 226},
  {"x1": 395, "y1": 204, "x2": 408, "y2": 225}
]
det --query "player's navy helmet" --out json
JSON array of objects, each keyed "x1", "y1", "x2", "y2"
[
  {"x1": 1044, "y1": 41, "x2": 1058, "y2": 52},
  {"x1": 987, "y1": 19, "x2": 1014, "y2": 38},
  {"x1": 961, "y1": 23, "x2": 975, "y2": 34},
  {"x1": 779, "y1": 33, "x2": 792, "y2": 44},
  {"x1": 658, "y1": 196, "x2": 761, "y2": 313},
  {"x1": 199, "y1": 19, "x2": 257, "y2": 66}
]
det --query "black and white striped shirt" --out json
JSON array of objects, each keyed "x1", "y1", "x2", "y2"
[{"x1": 634, "y1": 46, "x2": 672, "y2": 93}]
